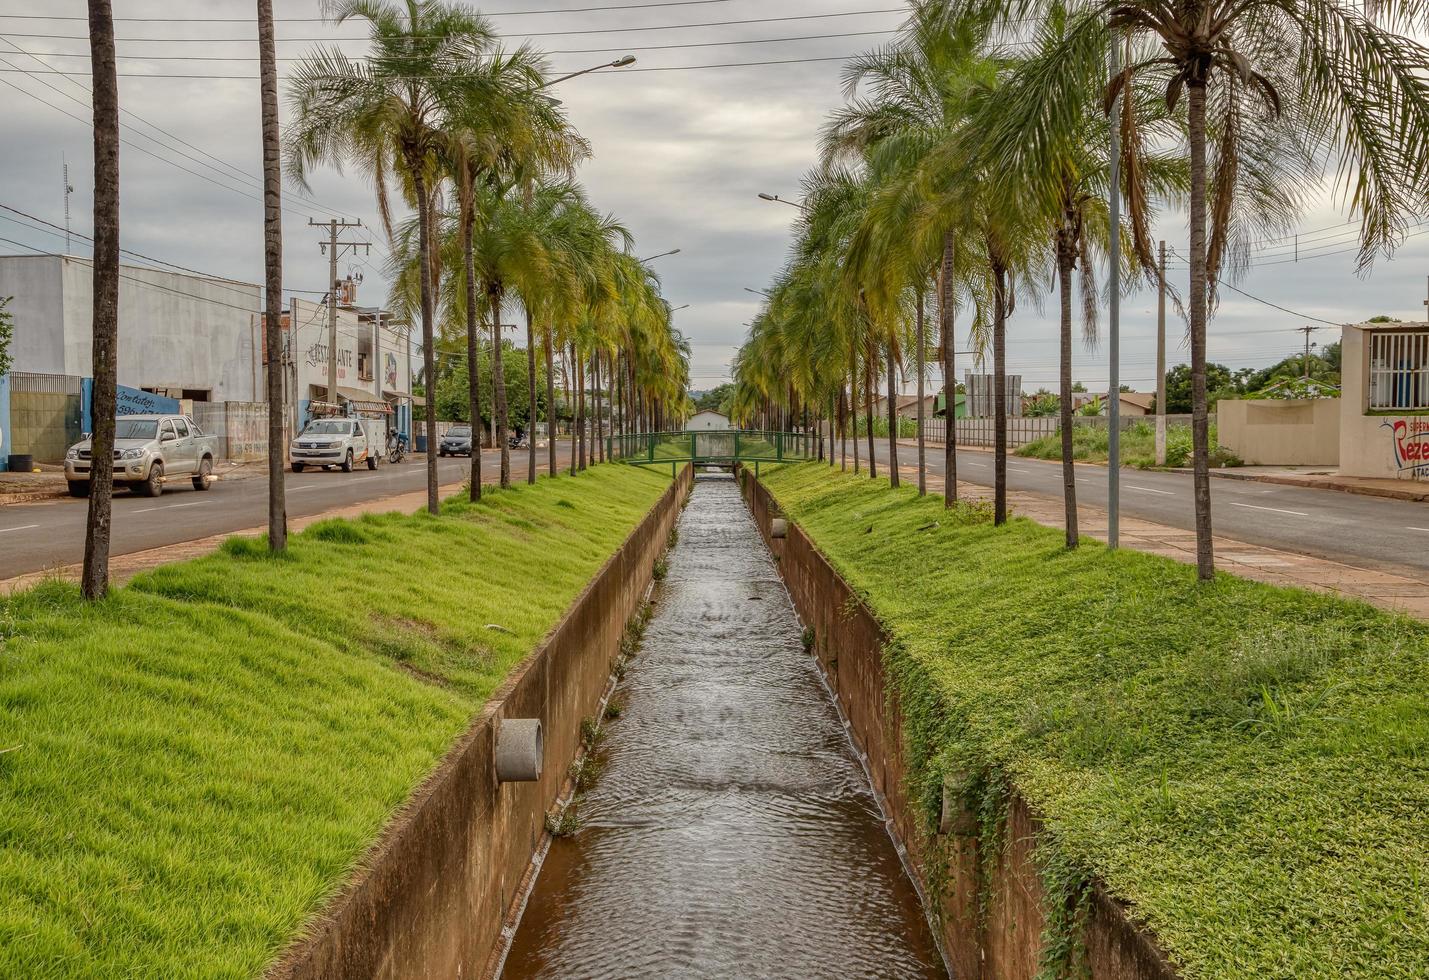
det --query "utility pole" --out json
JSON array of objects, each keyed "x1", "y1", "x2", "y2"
[
  {"x1": 1155, "y1": 240, "x2": 1167, "y2": 466},
  {"x1": 309, "y1": 218, "x2": 369, "y2": 407},
  {"x1": 1297, "y1": 324, "x2": 1319, "y2": 379},
  {"x1": 62, "y1": 155, "x2": 74, "y2": 253},
  {"x1": 1106, "y1": 32, "x2": 1122, "y2": 548}
]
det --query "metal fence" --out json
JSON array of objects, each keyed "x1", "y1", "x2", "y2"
[
  {"x1": 919, "y1": 413, "x2": 1208, "y2": 449},
  {"x1": 610, "y1": 429, "x2": 817, "y2": 464}
]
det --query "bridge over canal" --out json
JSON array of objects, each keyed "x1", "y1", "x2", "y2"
[{"x1": 609, "y1": 429, "x2": 819, "y2": 474}]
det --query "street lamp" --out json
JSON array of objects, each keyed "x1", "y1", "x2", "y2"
[
  {"x1": 543, "y1": 55, "x2": 636, "y2": 88},
  {"x1": 641, "y1": 248, "x2": 681, "y2": 262},
  {"x1": 670, "y1": 303, "x2": 690, "y2": 312},
  {"x1": 744, "y1": 287, "x2": 770, "y2": 297},
  {"x1": 757, "y1": 192, "x2": 806, "y2": 211}
]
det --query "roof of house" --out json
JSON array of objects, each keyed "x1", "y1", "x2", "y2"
[{"x1": 1118, "y1": 391, "x2": 1156, "y2": 411}]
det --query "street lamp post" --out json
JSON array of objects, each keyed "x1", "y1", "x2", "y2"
[
  {"x1": 542, "y1": 55, "x2": 635, "y2": 88},
  {"x1": 744, "y1": 287, "x2": 771, "y2": 297},
  {"x1": 757, "y1": 192, "x2": 807, "y2": 211},
  {"x1": 640, "y1": 248, "x2": 681, "y2": 262}
]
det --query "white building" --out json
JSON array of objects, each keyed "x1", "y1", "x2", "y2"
[
  {"x1": 284, "y1": 296, "x2": 413, "y2": 436},
  {"x1": 1340, "y1": 319, "x2": 1429, "y2": 480},
  {"x1": 0, "y1": 253, "x2": 261, "y2": 401},
  {"x1": 685, "y1": 409, "x2": 731, "y2": 431}
]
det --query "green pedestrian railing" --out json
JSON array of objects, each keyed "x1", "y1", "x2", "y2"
[{"x1": 609, "y1": 429, "x2": 819, "y2": 475}]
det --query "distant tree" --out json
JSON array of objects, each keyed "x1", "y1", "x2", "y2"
[
  {"x1": 434, "y1": 339, "x2": 545, "y2": 433},
  {"x1": 1024, "y1": 388, "x2": 1059, "y2": 417},
  {"x1": 1365, "y1": 314, "x2": 1398, "y2": 323},
  {"x1": 1118, "y1": 383, "x2": 1133, "y2": 393},
  {"x1": 1071, "y1": 380, "x2": 1087, "y2": 393},
  {"x1": 693, "y1": 383, "x2": 734, "y2": 412},
  {"x1": 1162, "y1": 362, "x2": 1234, "y2": 413}
]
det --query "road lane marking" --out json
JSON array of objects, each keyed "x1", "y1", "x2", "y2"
[
  {"x1": 1230, "y1": 502, "x2": 1309, "y2": 517},
  {"x1": 132, "y1": 501, "x2": 207, "y2": 514},
  {"x1": 1408, "y1": 527, "x2": 1429, "y2": 533},
  {"x1": 1127, "y1": 484, "x2": 1175, "y2": 495},
  {"x1": 286, "y1": 485, "x2": 320, "y2": 492},
  {"x1": 0, "y1": 524, "x2": 39, "y2": 533}
]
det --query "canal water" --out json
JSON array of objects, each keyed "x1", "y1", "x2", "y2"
[{"x1": 502, "y1": 475, "x2": 947, "y2": 979}]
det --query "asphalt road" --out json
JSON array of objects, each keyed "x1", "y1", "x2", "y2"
[
  {"x1": 862, "y1": 439, "x2": 1429, "y2": 577},
  {"x1": 0, "y1": 446, "x2": 571, "y2": 579}
]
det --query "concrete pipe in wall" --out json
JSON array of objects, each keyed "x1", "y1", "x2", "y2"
[
  {"x1": 770, "y1": 518, "x2": 788, "y2": 539},
  {"x1": 496, "y1": 718, "x2": 543, "y2": 782}
]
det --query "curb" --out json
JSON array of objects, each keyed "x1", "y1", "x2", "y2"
[{"x1": 1203, "y1": 468, "x2": 1429, "y2": 503}]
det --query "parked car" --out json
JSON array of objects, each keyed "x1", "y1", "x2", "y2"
[
  {"x1": 290, "y1": 417, "x2": 381, "y2": 473},
  {"x1": 64, "y1": 414, "x2": 219, "y2": 498},
  {"x1": 438, "y1": 424, "x2": 474, "y2": 457}
]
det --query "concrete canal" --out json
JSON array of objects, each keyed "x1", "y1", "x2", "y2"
[{"x1": 502, "y1": 474, "x2": 947, "y2": 978}]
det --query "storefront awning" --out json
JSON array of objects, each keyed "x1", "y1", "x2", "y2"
[
  {"x1": 336, "y1": 385, "x2": 377, "y2": 403},
  {"x1": 382, "y1": 389, "x2": 411, "y2": 401}
]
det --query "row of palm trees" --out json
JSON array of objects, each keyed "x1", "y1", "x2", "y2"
[
  {"x1": 732, "y1": 0, "x2": 1429, "y2": 579},
  {"x1": 76, "y1": 0, "x2": 688, "y2": 599}
]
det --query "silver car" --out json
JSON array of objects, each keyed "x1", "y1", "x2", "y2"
[{"x1": 64, "y1": 414, "x2": 218, "y2": 498}]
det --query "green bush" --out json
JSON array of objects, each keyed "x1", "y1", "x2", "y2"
[{"x1": 1017, "y1": 421, "x2": 1241, "y2": 469}]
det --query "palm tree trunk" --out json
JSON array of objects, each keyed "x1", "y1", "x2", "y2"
[
  {"x1": 463, "y1": 192, "x2": 482, "y2": 502},
  {"x1": 940, "y1": 234, "x2": 958, "y2": 507},
  {"x1": 525, "y1": 310, "x2": 537, "y2": 484},
  {"x1": 544, "y1": 327, "x2": 557, "y2": 476},
  {"x1": 885, "y1": 341, "x2": 900, "y2": 488},
  {"x1": 565, "y1": 349, "x2": 577, "y2": 476},
  {"x1": 592, "y1": 351, "x2": 603, "y2": 464},
  {"x1": 864, "y1": 338, "x2": 877, "y2": 480},
  {"x1": 992, "y1": 257, "x2": 1008, "y2": 526},
  {"x1": 413, "y1": 169, "x2": 439, "y2": 515},
  {"x1": 490, "y1": 284, "x2": 510, "y2": 489},
  {"x1": 257, "y1": 0, "x2": 286, "y2": 552},
  {"x1": 81, "y1": 0, "x2": 118, "y2": 600},
  {"x1": 915, "y1": 287, "x2": 926, "y2": 496},
  {"x1": 1188, "y1": 79, "x2": 1215, "y2": 580},
  {"x1": 1057, "y1": 241, "x2": 1078, "y2": 547}
]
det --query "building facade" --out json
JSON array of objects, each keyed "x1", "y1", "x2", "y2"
[
  {"x1": 283, "y1": 296, "x2": 413, "y2": 439},
  {"x1": 0, "y1": 253, "x2": 261, "y2": 402},
  {"x1": 1340, "y1": 320, "x2": 1429, "y2": 480}
]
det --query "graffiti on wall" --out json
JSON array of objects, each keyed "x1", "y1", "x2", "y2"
[
  {"x1": 1385, "y1": 418, "x2": 1429, "y2": 478},
  {"x1": 384, "y1": 352, "x2": 398, "y2": 390}
]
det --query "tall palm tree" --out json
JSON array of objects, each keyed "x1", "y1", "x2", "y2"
[
  {"x1": 81, "y1": 0, "x2": 118, "y2": 601},
  {"x1": 257, "y1": 0, "x2": 286, "y2": 551},
  {"x1": 287, "y1": 0, "x2": 496, "y2": 515},
  {"x1": 992, "y1": 0, "x2": 1429, "y2": 577}
]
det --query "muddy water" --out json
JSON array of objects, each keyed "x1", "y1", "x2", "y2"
[{"x1": 503, "y1": 476, "x2": 947, "y2": 979}]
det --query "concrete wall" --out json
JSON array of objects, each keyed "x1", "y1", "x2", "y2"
[
  {"x1": 744, "y1": 473, "x2": 1178, "y2": 980},
  {"x1": 0, "y1": 255, "x2": 261, "y2": 402},
  {"x1": 266, "y1": 466, "x2": 691, "y2": 980},
  {"x1": 1218, "y1": 398, "x2": 1339, "y2": 465},
  {"x1": 1340, "y1": 323, "x2": 1429, "y2": 480},
  {"x1": 0, "y1": 371, "x2": 10, "y2": 470}
]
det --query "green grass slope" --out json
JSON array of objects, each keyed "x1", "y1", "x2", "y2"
[
  {"x1": 0, "y1": 464, "x2": 670, "y2": 978},
  {"x1": 762, "y1": 463, "x2": 1428, "y2": 979}
]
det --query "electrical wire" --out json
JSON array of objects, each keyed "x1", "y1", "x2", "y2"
[{"x1": 0, "y1": 0, "x2": 743, "y2": 21}]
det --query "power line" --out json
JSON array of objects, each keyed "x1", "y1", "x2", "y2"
[
  {"x1": 2, "y1": 8, "x2": 912, "y2": 43},
  {"x1": 1166, "y1": 248, "x2": 1346, "y2": 325},
  {"x1": 16, "y1": 28, "x2": 900, "y2": 61},
  {"x1": 0, "y1": 0, "x2": 741, "y2": 21}
]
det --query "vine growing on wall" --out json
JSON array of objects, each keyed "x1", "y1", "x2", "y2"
[{"x1": 0, "y1": 297, "x2": 14, "y2": 378}]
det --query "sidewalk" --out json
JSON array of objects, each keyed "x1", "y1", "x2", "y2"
[
  {"x1": 894, "y1": 436, "x2": 1429, "y2": 502},
  {"x1": 1203, "y1": 465, "x2": 1429, "y2": 502},
  {"x1": 893, "y1": 461, "x2": 1429, "y2": 621},
  {"x1": 0, "y1": 479, "x2": 465, "y2": 596}
]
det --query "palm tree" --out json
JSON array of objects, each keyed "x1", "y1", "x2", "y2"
[
  {"x1": 287, "y1": 0, "x2": 496, "y2": 515},
  {"x1": 257, "y1": 0, "x2": 286, "y2": 551},
  {"x1": 81, "y1": 0, "x2": 118, "y2": 601},
  {"x1": 991, "y1": 0, "x2": 1429, "y2": 576}
]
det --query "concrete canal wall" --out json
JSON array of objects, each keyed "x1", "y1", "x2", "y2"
[
  {"x1": 267, "y1": 466, "x2": 692, "y2": 980},
  {"x1": 743, "y1": 470, "x2": 1178, "y2": 980}
]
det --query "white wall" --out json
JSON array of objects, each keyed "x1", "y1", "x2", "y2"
[
  {"x1": 685, "y1": 411, "x2": 730, "y2": 431},
  {"x1": 1340, "y1": 323, "x2": 1429, "y2": 480},
  {"x1": 0, "y1": 254, "x2": 261, "y2": 400}
]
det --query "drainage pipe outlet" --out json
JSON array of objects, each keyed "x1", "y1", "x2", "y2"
[
  {"x1": 770, "y1": 518, "x2": 788, "y2": 539},
  {"x1": 496, "y1": 719, "x2": 543, "y2": 782}
]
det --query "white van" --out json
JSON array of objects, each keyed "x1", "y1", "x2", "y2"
[{"x1": 290, "y1": 417, "x2": 380, "y2": 473}]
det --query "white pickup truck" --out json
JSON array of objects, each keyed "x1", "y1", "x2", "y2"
[
  {"x1": 289, "y1": 417, "x2": 381, "y2": 473},
  {"x1": 64, "y1": 414, "x2": 219, "y2": 498}
]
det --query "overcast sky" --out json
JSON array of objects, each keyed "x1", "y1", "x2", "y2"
[{"x1": 2, "y1": 0, "x2": 1426, "y2": 396}]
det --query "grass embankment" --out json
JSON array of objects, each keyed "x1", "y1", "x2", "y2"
[
  {"x1": 0, "y1": 464, "x2": 670, "y2": 978},
  {"x1": 1016, "y1": 421, "x2": 1242, "y2": 469},
  {"x1": 761, "y1": 463, "x2": 1428, "y2": 979}
]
